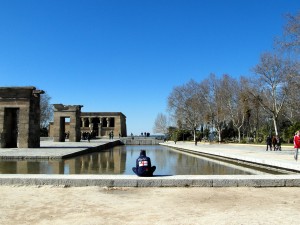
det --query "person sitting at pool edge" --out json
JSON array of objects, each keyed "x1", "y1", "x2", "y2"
[{"x1": 132, "y1": 150, "x2": 156, "y2": 177}]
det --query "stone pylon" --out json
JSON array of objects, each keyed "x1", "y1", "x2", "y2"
[
  {"x1": 0, "y1": 86, "x2": 44, "y2": 148},
  {"x1": 53, "y1": 104, "x2": 83, "y2": 142}
]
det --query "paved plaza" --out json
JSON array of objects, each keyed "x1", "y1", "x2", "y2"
[
  {"x1": 161, "y1": 141, "x2": 300, "y2": 172},
  {"x1": 1, "y1": 185, "x2": 300, "y2": 225},
  {"x1": 1, "y1": 140, "x2": 300, "y2": 224}
]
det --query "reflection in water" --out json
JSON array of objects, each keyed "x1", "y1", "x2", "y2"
[{"x1": 0, "y1": 145, "x2": 278, "y2": 175}]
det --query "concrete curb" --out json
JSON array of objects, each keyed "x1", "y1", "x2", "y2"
[{"x1": 1, "y1": 174, "x2": 300, "y2": 187}]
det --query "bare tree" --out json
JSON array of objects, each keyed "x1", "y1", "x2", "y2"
[
  {"x1": 198, "y1": 77, "x2": 214, "y2": 129},
  {"x1": 153, "y1": 113, "x2": 168, "y2": 134},
  {"x1": 40, "y1": 92, "x2": 53, "y2": 129},
  {"x1": 252, "y1": 52, "x2": 295, "y2": 136},
  {"x1": 282, "y1": 61, "x2": 300, "y2": 123},
  {"x1": 199, "y1": 74, "x2": 228, "y2": 142},
  {"x1": 246, "y1": 80, "x2": 264, "y2": 142},
  {"x1": 279, "y1": 11, "x2": 300, "y2": 53},
  {"x1": 222, "y1": 75, "x2": 248, "y2": 143},
  {"x1": 168, "y1": 79, "x2": 204, "y2": 141},
  {"x1": 276, "y1": 11, "x2": 300, "y2": 126}
]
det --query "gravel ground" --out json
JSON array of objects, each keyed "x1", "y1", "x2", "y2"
[{"x1": 1, "y1": 185, "x2": 300, "y2": 225}]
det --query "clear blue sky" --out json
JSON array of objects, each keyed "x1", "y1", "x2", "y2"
[{"x1": 0, "y1": 0, "x2": 299, "y2": 135}]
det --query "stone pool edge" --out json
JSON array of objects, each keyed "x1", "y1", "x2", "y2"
[{"x1": 1, "y1": 174, "x2": 300, "y2": 187}]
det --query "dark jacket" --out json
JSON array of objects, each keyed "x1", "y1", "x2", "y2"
[
  {"x1": 135, "y1": 153, "x2": 152, "y2": 176},
  {"x1": 266, "y1": 136, "x2": 272, "y2": 145}
]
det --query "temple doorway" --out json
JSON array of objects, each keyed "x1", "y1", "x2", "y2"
[
  {"x1": 92, "y1": 118, "x2": 100, "y2": 136},
  {"x1": 4, "y1": 108, "x2": 19, "y2": 148}
]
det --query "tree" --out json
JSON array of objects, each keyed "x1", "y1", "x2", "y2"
[
  {"x1": 40, "y1": 92, "x2": 53, "y2": 129},
  {"x1": 167, "y1": 79, "x2": 204, "y2": 142},
  {"x1": 222, "y1": 75, "x2": 248, "y2": 143},
  {"x1": 199, "y1": 74, "x2": 228, "y2": 142},
  {"x1": 276, "y1": 10, "x2": 300, "y2": 137},
  {"x1": 279, "y1": 11, "x2": 300, "y2": 53},
  {"x1": 247, "y1": 86, "x2": 264, "y2": 142},
  {"x1": 252, "y1": 52, "x2": 295, "y2": 136},
  {"x1": 153, "y1": 113, "x2": 168, "y2": 134}
]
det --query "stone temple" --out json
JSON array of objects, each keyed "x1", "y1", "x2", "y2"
[
  {"x1": 0, "y1": 86, "x2": 127, "y2": 148},
  {"x1": 48, "y1": 104, "x2": 127, "y2": 141},
  {"x1": 0, "y1": 86, "x2": 44, "y2": 148}
]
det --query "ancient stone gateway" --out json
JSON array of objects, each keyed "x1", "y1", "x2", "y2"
[
  {"x1": 52, "y1": 104, "x2": 83, "y2": 142},
  {"x1": 0, "y1": 86, "x2": 44, "y2": 148}
]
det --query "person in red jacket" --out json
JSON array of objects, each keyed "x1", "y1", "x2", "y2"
[{"x1": 294, "y1": 131, "x2": 300, "y2": 161}]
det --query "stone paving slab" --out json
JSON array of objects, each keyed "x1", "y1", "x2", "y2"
[{"x1": 160, "y1": 142, "x2": 300, "y2": 172}]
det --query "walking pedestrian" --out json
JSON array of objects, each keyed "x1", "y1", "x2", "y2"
[
  {"x1": 272, "y1": 136, "x2": 277, "y2": 151},
  {"x1": 294, "y1": 131, "x2": 300, "y2": 161},
  {"x1": 266, "y1": 136, "x2": 272, "y2": 151},
  {"x1": 276, "y1": 135, "x2": 282, "y2": 151},
  {"x1": 87, "y1": 132, "x2": 91, "y2": 142}
]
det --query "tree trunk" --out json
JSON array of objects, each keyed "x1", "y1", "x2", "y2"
[
  {"x1": 273, "y1": 118, "x2": 278, "y2": 136},
  {"x1": 237, "y1": 127, "x2": 241, "y2": 143},
  {"x1": 218, "y1": 132, "x2": 221, "y2": 142}
]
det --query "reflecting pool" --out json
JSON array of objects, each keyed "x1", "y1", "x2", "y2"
[{"x1": 0, "y1": 145, "x2": 283, "y2": 175}]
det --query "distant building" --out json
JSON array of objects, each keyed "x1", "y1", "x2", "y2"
[{"x1": 49, "y1": 112, "x2": 127, "y2": 138}]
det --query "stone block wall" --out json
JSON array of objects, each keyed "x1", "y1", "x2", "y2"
[
  {"x1": 0, "y1": 87, "x2": 44, "y2": 148},
  {"x1": 53, "y1": 104, "x2": 83, "y2": 142}
]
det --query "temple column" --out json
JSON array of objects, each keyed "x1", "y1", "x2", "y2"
[
  {"x1": 89, "y1": 117, "x2": 93, "y2": 131},
  {"x1": 98, "y1": 117, "x2": 102, "y2": 137},
  {"x1": 107, "y1": 117, "x2": 110, "y2": 127}
]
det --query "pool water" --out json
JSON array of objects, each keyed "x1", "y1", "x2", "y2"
[{"x1": 0, "y1": 145, "x2": 283, "y2": 175}]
